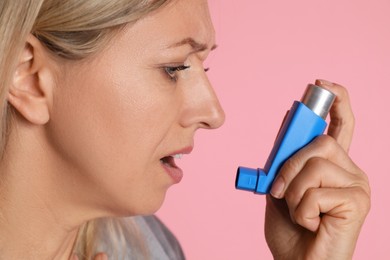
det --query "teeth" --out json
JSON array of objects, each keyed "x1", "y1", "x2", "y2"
[{"x1": 172, "y1": 154, "x2": 183, "y2": 159}]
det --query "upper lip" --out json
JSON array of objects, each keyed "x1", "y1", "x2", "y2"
[{"x1": 165, "y1": 146, "x2": 193, "y2": 157}]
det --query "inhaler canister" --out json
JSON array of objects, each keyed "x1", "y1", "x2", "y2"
[
  {"x1": 300, "y1": 84, "x2": 334, "y2": 119},
  {"x1": 235, "y1": 84, "x2": 335, "y2": 194}
]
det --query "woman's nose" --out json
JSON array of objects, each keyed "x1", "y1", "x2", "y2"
[{"x1": 179, "y1": 71, "x2": 225, "y2": 130}]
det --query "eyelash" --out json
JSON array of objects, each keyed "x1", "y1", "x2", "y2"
[
  {"x1": 164, "y1": 65, "x2": 210, "y2": 81},
  {"x1": 164, "y1": 65, "x2": 190, "y2": 81}
]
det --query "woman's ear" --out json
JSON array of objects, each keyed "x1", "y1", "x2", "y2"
[{"x1": 7, "y1": 34, "x2": 55, "y2": 125}]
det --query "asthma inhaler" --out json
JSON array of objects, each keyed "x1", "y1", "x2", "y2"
[{"x1": 235, "y1": 84, "x2": 336, "y2": 194}]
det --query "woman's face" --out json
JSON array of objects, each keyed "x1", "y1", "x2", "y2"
[{"x1": 48, "y1": 0, "x2": 224, "y2": 216}]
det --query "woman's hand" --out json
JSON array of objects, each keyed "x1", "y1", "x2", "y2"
[{"x1": 264, "y1": 80, "x2": 370, "y2": 260}]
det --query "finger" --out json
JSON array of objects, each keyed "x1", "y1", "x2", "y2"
[
  {"x1": 265, "y1": 195, "x2": 300, "y2": 245},
  {"x1": 315, "y1": 79, "x2": 355, "y2": 152},
  {"x1": 284, "y1": 157, "x2": 365, "y2": 221},
  {"x1": 293, "y1": 187, "x2": 369, "y2": 232},
  {"x1": 270, "y1": 135, "x2": 360, "y2": 198}
]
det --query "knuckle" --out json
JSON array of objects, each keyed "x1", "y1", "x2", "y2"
[
  {"x1": 289, "y1": 187, "x2": 316, "y2": 219},
  {"x1": 337, "y1": 84, "x2": 350, "y2": 99},
  {"x1": 364, "y1": 178, "x2": 371, "y2": 197},
  {"x1": 293, "y1": 209, "x2": 305, "y2": 225},
  {"x1": 331, "y1": 83, "x2": 355, "y2": 126},
  {"x1": 332, "y1": 82, "x2": 350, "y2": 100},
  {"x1": 358, "y1": 177, "x2": 371, "y2": 197},
  {"x1": 355, "y1": 169, "x2": 371, "y2": 196},
  {"x1": 293, "y1": 203, "x2": 313, "y2": 227},
  {"x1": 294, "y1": 208, "x2": 310, "y2": 227},
  {"x1": 357, "y1": 186, "x2": 371, "y2": 210},
  {"x1": 305, "y1": 187, "x2": 318, "y2": 199},
  {"x1": 313, "y1": 135, "x2": 337, "y2": 153},
  {"x1": 348, "y1": 186, "x2": 371, "y2": 216},
  {"x1": 305, "y1": 157, "x2": 326, "y2": 170}
]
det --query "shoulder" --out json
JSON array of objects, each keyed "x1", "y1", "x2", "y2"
[
  {"x1": 94, "y1": 215, "x2": 185, "y2": 260},
  {"x1": 134, "y1": 215, "x2": 186, "y2": 260}
]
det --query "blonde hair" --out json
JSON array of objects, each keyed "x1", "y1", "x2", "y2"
[
  {"x1": 74, "y1": 217, "x2": 150, "y2": 259},
  {"x1": 0, "y1": 0, "x2": 171, "y2": 258}
]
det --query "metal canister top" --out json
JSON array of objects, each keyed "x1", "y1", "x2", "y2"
[{"x1": 301, "y1": 84, "x2": 336, "y2": 120}]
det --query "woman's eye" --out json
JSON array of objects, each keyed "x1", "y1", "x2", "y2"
[
  {"x1": 164, "y1": 65, "x2": 190, "y2": 81},
  {"x1": 163, "y1": 65, "x2": 210, "y2": 82}
]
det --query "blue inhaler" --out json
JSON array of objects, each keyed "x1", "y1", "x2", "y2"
[{"x1": 235, "y1": 84, "x2": 336, "y2": 194}]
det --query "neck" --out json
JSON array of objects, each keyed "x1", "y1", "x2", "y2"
[
  {"x1": 0, "y1": 125, "x2": 94, "y2": 259},
  {"x1": 0, "y1": 184, "x2": 80, "y2": 259},
  {"x1": 0, "y1": 215, "x2": 79, "y2": 259}
]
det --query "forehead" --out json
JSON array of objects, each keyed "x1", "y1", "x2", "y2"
[{"x1": 120, "y1": 0, "x2": 215, "y2": 52}]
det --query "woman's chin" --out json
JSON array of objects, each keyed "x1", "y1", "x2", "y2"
[{"x1": 113, "y1": 193, "x2": 167, "y2": 217}]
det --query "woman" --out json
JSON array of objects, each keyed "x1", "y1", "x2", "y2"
[{"x1": 0, "y1": 0, "x2": 370, "y2": 259}]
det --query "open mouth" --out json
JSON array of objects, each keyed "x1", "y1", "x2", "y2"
[
  {"x1": 160, "y1": 154, "x2": 183, "y2": 168},
  {"x1": 159, "y1": 147, "x2": 192, "y2": 183}
]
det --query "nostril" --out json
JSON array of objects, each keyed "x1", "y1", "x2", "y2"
[
  {"x1": 199, "y1": 105, "x2": 225, "y2": 130},
  {"x1": 199, "y1": 122, "x2": 211, "y2": 129},
  {"x1": 209, "y1": 105, "x2": 225, "y2": 129}
]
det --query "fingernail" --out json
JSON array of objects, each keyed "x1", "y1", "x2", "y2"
[
  {"x1": 315, "y1": 79, "x2": 334, "y2": 87},
  {"x1": 270, "y1": 177, "x2": 285, "y2": 198}
]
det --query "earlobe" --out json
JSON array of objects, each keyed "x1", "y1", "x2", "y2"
[
  {"x1": 8, "y1": 88, "x2": 50, "y2": 125},
  {"x1": 7, "y1": 34, "x2": 53, "y2": 125}
]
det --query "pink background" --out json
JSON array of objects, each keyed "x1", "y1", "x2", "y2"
[{"x1": 158, "y1": 0, "x2": 390, "y2": 259}]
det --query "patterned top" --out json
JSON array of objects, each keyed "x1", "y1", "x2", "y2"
[{"x1": 95, "y1": 215, "x2": 185, "y2": 260}]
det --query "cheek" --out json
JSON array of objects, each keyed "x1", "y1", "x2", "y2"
[{"x1": 47, "y1": 65, "x2": 177, "y2": 214}]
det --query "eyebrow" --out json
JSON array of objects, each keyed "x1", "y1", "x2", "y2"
[{"x1": 168, "y1": 37, "x2": 218, "y2": 52}]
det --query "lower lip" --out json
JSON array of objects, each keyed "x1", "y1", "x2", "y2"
[{"x1": 161, "y1": 162, "x2": 183, "y2": 184}]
